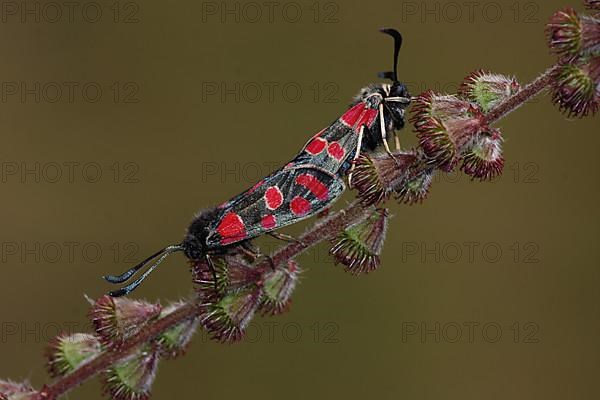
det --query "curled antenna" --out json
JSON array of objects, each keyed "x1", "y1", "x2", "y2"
[
  {"x1": 103, "y1": 244, "x2": 183, "y2": 297},
  {"x1": 378, "y1": 28, "x2": 403, "y2": 82}
]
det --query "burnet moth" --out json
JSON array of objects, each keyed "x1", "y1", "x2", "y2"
[{"x1": 103, "y1": 28, "x2": 411, "y2": 297}]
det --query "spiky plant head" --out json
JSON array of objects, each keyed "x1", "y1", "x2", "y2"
[
  {"x1": 330, "y1": 208, "x2": 389, "y2": 275},
  {"x1": 552, "y1": 59, "x2": 600, "y2": 117},
  {"x1": 46, "y1": 333, "x2": 102, "y2": 377},
  {"x1": 259, "y1": 260, "x2": 301, "y2": 315},
  {"x1": 156, "y1": 301, "x2": 200, "y2": 359},
  {"x1": 459, "y1": 70, "x2": 520, "y2": 112},
  {"x1": 102, "y1": 345, "x2": 160, "y2": 400},
  {"x1": 90, "y1": 295, "x2": 162, "y2": 347},
  {"x1": 352, "y1": 151, "x2": 418, "y2": 206}
]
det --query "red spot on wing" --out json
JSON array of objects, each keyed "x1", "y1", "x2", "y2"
[
  {"x1": 306, "y1": 137, "x2": 327, "y2": 155},
  {"x1": 261, "y1": 215, "x2": 277, "y2": 230},
  {"x1": 295, "y1": 174, "x2": 329, "y2": 200},
  {"x1": 359, "y1": 108, "x2": 378, "y2": 128},
  {"x1": 265, "y1": 186, "x2": 283, "y2": 210},
  {"x1": 340, "y1": 103, "x2": 367, "y2": 126},
  {"x1": 340, "y1": 102, "x2": 378, "y2": 130},
  {"x1": 290, "y1": 196, "x2": 312, "y2": 216},
  {"x1": 217, "y1": 212, "x2": 247, "y2": 245},
  {"x1": 327, "y1": 142, "x2": 345, "y2": 161}
]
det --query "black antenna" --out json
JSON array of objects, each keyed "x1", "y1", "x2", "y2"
[
  {"x1": 378, "y1": 28, "x2": 403, "y2": 82},
  {"x1": 103, "y1": 244, "x2": 183, "y2": 297}
]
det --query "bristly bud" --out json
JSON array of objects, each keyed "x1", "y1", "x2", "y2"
[
  {"x1": 90, "y1": 295, "x2": 162, "y2": 347},
  {"x1": 393, "y1": 168, "x2": 435, "y2": 205},
  {"x1": 191, "y1": 256, "x2": 261, "y2": 296},
  {"x1": 547, "y1": 8, "x2": 583, "y2": 57},
  {"x1": 547, "y1": 8, "x2": 600, "y2": 57},
  {"x1": 190, "y1": 258, "x2": 217, "y2": 295},
  {"x1": 156, "y1": 301, "x2": 200, "y2": 359},
  {"x1": 199, "y1": 287, "x2": 261, "y2": 343},
  {"x1": 459, "y1": 70, "x2": 521, "y2": 112},
  {"x1": 411, "y1": 92, "x2": 489, "y2": 171},
  {"x1": 330, "y1": 208, "x2": 389, "y2": 275},
  {"x1": 0, "y1": 381, "x2": 39, "y2": 400},
  {"x1": 460, "y1": 129, "x2": 505, "y2": 181},
  {"x1": 551, "y1": 59, "x2": 600, "y2": 117},
  {"x1": 418, "y1": 116, "x2": 490, "y2": 171},
  {"x1": 259, "y1": 260, "x2": 300, "y2": 316},
  {"x1": 46, "y1": 333, "x2": 102, "y2": 378},
  {"x1": 102, "y1": 345, "x2": 160, "y2": 400},
  {"x1": 411, "y1": 91, "x2": 474, "y2": 128},
  {"x1": 352, "y1": 151, "x2": 418, "y2": 206}
]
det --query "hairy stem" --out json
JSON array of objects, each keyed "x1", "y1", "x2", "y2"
[
  {"x1": 40, "y1": 302, "x2": 198, "y2": 399},
  {"x1": 486, "y1": 63, "x2": 561, "y2": 123},
  {"x1": 38, "y1": 63, "x2": 560, "y2": 400}
]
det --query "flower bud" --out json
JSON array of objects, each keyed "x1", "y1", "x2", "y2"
[
  {"x1": 460, "y1": 129, "x2": 505, "y2": 181},
  {"x1": 46, "y1": 333, "x2": 102, "y2": 378},
  {"x1": 259, "y1": 260, "x2": 300, "y2": 315},
  {"x1": 0, "y1": 381, "x2": 38, "y2": 400},
  {"x1": 352, "y1": 151, "x2": 418, "y2": 206},
  {"x1": 547, "y1": 8, "x2": 600, "y2": 57},
  {"x1": 90, "y1": 295, "x2": 162, "y2": 347},
  {"x1": 156, "y1": 301, "x2": 200, "y2": 359},
  {"x1": 330, "y1": 208, "x2": 389, "y2": 275},
  {"x1": 199, "y1": 286, "x2": 261, "y2": 343},
  {"x1": 551, "y1": 58, "x2": 600, "y2": 117},
  {"x1": 191, "y1": 256, "x2": 261, "y2": 296},
  {"x1": 459, "y1": 70, "x2": 520, "y2": 112},
  {"x1": 393, "y1": 168, "x2": 435, "y2": 205},
  {"x1": 102, "y1": 346, "x2": 160, "y2": 400},
  {"x1": 411, "y1": 92, "x2": 488, "y2": 171},
  {"x1": 411, "y1": 91, "x2": 474, "y2": 127}
]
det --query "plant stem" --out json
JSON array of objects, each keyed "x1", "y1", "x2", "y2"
[
  {"x1": 40, "y1": 302, "x2": 198, "y2": 399},
  {"x1": 38, "y1": 63, "x2": 561, "y2": 400},
  {"x1": 486, "y1": 63, "x2": 560, "y2": 123}
]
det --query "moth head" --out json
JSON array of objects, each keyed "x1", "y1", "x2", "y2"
[
  {"x1": 378, "y1": 28, "x2": 411, "y2": 128},
  {"x1": 388, "y1": 81, "x2": 410, "y2": 100},
  {"x1": 384, "y1": 84, "x2": 411, "y2": 131}
]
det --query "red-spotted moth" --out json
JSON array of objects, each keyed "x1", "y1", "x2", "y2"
[{"x1": 104, "y1": 29, "x2": 411, "y2": 296}]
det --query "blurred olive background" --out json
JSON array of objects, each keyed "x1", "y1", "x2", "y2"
[{"x1": 0, "y1": 0, "x2": 598, "y2": 399}]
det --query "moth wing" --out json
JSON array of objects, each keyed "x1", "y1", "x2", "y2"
[
  {"x1": 296, "y1": 101, "x2": 380, "y2": 176},
  {"x1": 205, "y1": 101, "x2": 379, "y2": 248},
  {"x1": 206, "y1": 165, "x2": 346, "y2": 247}
]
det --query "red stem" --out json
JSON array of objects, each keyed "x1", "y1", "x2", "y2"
[
  {"x1": 485, "y1": 64, "x2": 560, "y2": 123},
  {"x1": 40, "y1": 302, "x2": 198, "y2": 399}
]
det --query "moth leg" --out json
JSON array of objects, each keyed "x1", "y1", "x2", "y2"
[
  {"x1": 239, "y1": 241, "x2": 261, "y2": 262},
  {"x1": 239, "y1": 242, "x2": 276, "y2": 270},
  {"x1": 268, "y1": 231, "x2": 305, "y2": 246},
  {"x1": 347, "y1": 125, "x2": 365, "y2": 189},
  {"x1": 394, "y1": 131, "x2": 402, "y2": 151},
  {"x1": 205, "y1": 254, "x2": 218, "y2": 290},
  {"x1": 379, "y1": 103, "x2": 400, "y2": 163}
]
